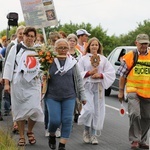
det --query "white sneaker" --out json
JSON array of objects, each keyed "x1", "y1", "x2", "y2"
[
  {"x1": 83, "y1": 130, "x2": 90, "y2": 143},
  {"x1": 45, "y1": 129, "x2": 49, "y2": 137},
  {"x1": 56, "y1": 128, "x2": 61, "y2": 138},
  {"x1": 91, "y1": 135, "x2": 98, "y2": 145}
]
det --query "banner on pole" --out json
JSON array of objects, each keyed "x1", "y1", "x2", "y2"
[{"x1": 20, "y1": 0, "x2": 58, "y2": 28}]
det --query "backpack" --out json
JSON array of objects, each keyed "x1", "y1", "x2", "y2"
[
  {"x1": 4, "y1": 43, "x2": 22, "y2": 66},
  {"x1": 16, "y1": 43, "x2": 23, "y2": 55},
  {"x1": 126, "y1": 49, "x2": 138, "y2": 76}
]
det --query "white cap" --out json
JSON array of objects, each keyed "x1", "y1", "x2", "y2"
[{"x1": 76, "y1": 29, "x2": 91, "y2": 36}]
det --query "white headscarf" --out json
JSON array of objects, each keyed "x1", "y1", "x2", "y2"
[{"x1": 54, "y1": 54, "x2": 77, "y2": 76}]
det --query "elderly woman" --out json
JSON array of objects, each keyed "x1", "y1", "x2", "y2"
[
  {"x1": 3, "y1": 26, "x2": 44, "y2": 146},
  {"x1": 45, "y1": 38, "x2": 86, "y2": 150},
  {"x1": 44, "y1": 31, "x2": 61, "y2": 137}
]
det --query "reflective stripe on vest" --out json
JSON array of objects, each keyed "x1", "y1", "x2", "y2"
[
  {"x1": 75, "y1": 42, "x2": 88, "y2": 55},
  {"x1": 124, "y1": 51, "x2": 150, "y2": 98}
]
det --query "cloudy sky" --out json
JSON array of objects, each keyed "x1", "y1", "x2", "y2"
[{"x1": 0, "y1": 0, "x2": 150, "y2": 36}]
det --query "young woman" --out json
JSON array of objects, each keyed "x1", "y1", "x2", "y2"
[
  {"x1": 67, "y1": 33, "x2": 82, "y2": 61},
  {"x1": 4, "y1": 25, "x2": 25, "y2": 134},
  {"x1": 78, "y1": 37, "x2": 115, "y2": 145},
  {"x1": 67, "y1": 33, "x2": 82, "y2": 123}
]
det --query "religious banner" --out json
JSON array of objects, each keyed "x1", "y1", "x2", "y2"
[{"x1": 19, "y1": 0, "x2": 58, "y2": 28}]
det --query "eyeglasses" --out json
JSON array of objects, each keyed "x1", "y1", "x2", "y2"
[
  {"x1": 56, "y1": 46, "x2": 69, "y2": 51},
  {"x1": 26, "y1": 34, "x2": 35, "y2": 38}
]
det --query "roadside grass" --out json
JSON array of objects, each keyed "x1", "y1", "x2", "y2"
[{"x1": 0, "y1": 129, "x2": 21, "y2": 150}]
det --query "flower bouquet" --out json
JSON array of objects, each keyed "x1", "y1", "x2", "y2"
[{"x1": 35, "y1": 45, "x2": 56, "y2": 77}]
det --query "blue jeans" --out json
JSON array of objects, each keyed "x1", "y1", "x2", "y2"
[
  {"x1": 44, "y1": 98, "x2": 48, "y2": 129},
  {"x1": 0, "y1": 84, "x2": 3, "y2": 112},
  {"x1": 3, "y1": 92, "x2": 11, "y2": 114},
  {"x1": 85, "y1": 126, "x2": 96, "y2": 135},
  {"x1": 45, "y1": 98, "x2": 75, "y2": 138}
]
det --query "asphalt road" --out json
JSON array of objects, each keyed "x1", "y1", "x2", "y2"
[{"x1": 0, "y1": 91, "x2": 149, "y2": 150}]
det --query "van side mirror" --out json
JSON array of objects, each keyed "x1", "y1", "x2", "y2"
[{"x1": 114, "y1": 61, "x2": 121, "y2": 66}]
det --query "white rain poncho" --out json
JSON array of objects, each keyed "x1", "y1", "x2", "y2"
[
  {"x1": 77, "y1": 53, "x2": 115, "y2": 133},
  {"x1": 3, "y1": 42, "x2": 44, "y2": 122}
]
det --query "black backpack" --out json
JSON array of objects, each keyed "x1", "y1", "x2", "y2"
[
  {"x1": 126, "y1": 49, "x2": 138, "y2": 76},
  {"x1": 4, "y1": 43, "x2": 22, "y2": 66},
  {"x1": 16, "y1": 43, "x2": 23, "y2": 55}
]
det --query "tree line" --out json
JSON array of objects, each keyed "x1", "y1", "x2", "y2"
[{"x1": 0, "y1": 19, "x2": 150, "y2": 56}]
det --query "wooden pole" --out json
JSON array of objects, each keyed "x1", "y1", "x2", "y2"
[
  {"x1": 27, "y1": 54, "x2": 66, "y2": 58},
  {"x1": 42, "y1": 28, "x2": 47, "y2": 45}
]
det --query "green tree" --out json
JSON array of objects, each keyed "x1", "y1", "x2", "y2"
[
  {"x1": 1, "y1": 19, "x2": 150, "y2": 56},
  {"x1": 118, "y1": 19, "x2": 150, "y2": 46},
  {"x1": 0, "y1": 22, "x2": 25, "y2": 39}
]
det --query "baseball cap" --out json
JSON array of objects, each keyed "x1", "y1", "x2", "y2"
[
  {"x1": 76, "y1": 29, "x2": 91, "y2": 36},
  {"x1": 136, "y1": 34, "x2": 150, "y2": 44}
]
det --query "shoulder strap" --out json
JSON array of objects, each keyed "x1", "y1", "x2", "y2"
[
  {"x1": 5, "y1": 42, "x2": 15, "y2": 60},
  {"x1": 3, "y1": 42, "x2": 15, "y2": 67},
  {"x1": 14, "y1": 43, "x2": 23, "y2": 67},
  {"x1": 16, "y1": 43, "x2": 22, "y2": 55},
  {"x1": 132, "y1": 49, "x2": 138, "y2": 67},
  {"x1": 127, "y1": 49, "x2": 138, "y2": 76}
]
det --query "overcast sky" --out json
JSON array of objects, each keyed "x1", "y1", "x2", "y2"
[{"x1": 1, "y1": 0, "x2": 150, "y2": 36}]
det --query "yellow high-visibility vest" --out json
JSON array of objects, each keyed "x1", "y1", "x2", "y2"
[{"x1": 123, "y1": 50, "x2": 150, "y2": 98}]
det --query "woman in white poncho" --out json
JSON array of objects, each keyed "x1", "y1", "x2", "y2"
[
  {"x1": 3, "y1": 27, "x2": 44, "y2": 146},
  {"x1": 78, "y1": 37, "x2": 115, "y2": 145}
]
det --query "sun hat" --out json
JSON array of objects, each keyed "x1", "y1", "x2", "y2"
[
  {"x1": 76, "y1": 29, "x2": 91, "y2": 36},
  {"x1": 136, "y1": 34, "x2": 150, "y2": 43}
]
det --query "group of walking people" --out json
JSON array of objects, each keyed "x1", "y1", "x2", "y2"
[{"x1": 0, "y1": 25, "x2": 150, "y2": 150}]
